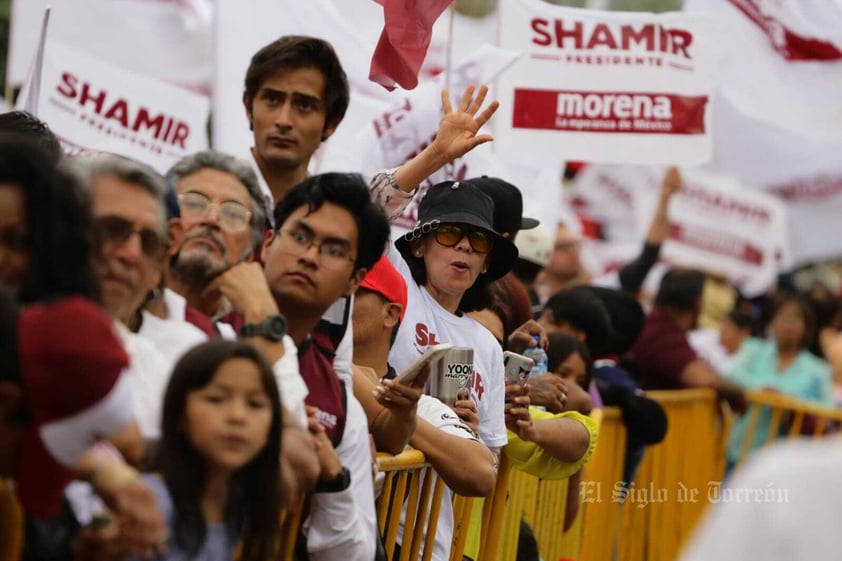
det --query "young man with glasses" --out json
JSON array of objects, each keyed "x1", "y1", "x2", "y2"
[{"x1": 238, "y1": 172, "x2": 392, "y2": 560}]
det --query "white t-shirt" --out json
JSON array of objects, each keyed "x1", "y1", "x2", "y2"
[
  {"x1": 114, "y1": 322, "x2": 172, "y2": 439},
  {"x1": 304, "y1": 378, "x2": 377, "y2": 561},
  {"x1": 138, "y1": 308, "x2": 206, "y2": 364},
  {"x1": 397, "y1": 396, "x2": 479, "y2": 561},
  {"x1": 387, "y1": 247, "x2": 508, "y2": 450},
  {"x1": 679, "y1": 438, "x2": 842, "y2": 561},
  {"x1": 160, "y1": 288, "x2": 309, "y2": 426}
]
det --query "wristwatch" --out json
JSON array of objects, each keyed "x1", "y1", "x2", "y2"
[
  {"x1": 315, "y1": 466, "x2": 352, "y2": 493},
  {"x1": 239, "y1": 314, "x2": 287, "y2": 342}
]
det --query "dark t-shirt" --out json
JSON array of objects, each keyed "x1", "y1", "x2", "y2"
[
  {"x1": 630, "y1": 307, "x2": 697, "y2": 390},
  {"x1": 298, "y1": 331, "x2": 347, "y2": 446}
]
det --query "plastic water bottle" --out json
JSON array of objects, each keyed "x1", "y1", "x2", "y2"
[{"x1": 523, "y1": 335, "x2": 548, "y2": 376}]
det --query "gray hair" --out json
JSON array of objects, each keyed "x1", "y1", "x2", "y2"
[
  {"x1": 166, "y1": 150, "x2": 267, "y2": 252},
  {"x1": 64, "y1": 153, "x2": 168, "y2": 233}
]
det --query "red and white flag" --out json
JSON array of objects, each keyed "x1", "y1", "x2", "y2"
[
  {"x1": 17, "y1": 31, "x2": 210, "y2": 172},
  {"x1": 495, "y1": 0, "x2": 718, "y2": 166},
  {"x1": 369, "y1": 0, "x2": 454, "y2": 91},
  {"x1": 685, "y1": 0, "x2": 842, "y2": 140}
]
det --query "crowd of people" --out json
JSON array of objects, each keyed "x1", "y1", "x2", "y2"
[{"x1": 1, "y1": 32, "x2": 839, "y2": 561}]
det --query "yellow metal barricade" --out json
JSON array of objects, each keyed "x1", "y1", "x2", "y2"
[
  {"x1": 579, "y1": 407, "x2": 626, "y2": 561},
  {"x1": 618, "y1": 389, "x2": 725, "y2": 561},
  {"x1": 736, "y1": 390, "x2": 842, "y2": 465},
  {"x1": 0, "y1": 479, "x2": 23, "y2": 561},
  {"x1": 376, "y1": 450, "x2": 475, "y2": 561}
]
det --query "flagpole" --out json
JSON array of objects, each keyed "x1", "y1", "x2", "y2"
[{"x1": 444, "y1": 4, "x2": 455, "y2": 95}]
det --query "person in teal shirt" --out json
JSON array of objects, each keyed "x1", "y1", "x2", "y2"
[{"x1": 725, "y1": 295, "x2": 833, "y2": 465}]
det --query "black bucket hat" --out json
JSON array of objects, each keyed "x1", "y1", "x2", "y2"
[
  {"x1": 468, "y1": 176, "x2": 540, "y2": 236},
  {"x1": 395, "y1": 180, "x2": 519, "y2": 281}
]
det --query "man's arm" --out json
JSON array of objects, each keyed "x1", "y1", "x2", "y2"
[
  {"x1": 409, "y1": 417, "x2": 495, "y2": 497},
  {"x1": 681, "y1": 360, "x2": 747, "y2": 413},
  {"x1": 352, "y1": 363, "x2": 421, "y2": 455},
  {"x1": 618, "y1": 166, "x2": 681, "y2": 294}
]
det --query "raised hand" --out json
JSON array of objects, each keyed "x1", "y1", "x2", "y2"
[{"x1": 431, "y1": 85, "x2": 500, "y2": 162}]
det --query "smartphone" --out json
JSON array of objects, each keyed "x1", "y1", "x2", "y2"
[
  {"x1": 393, "y1": 343, "x2": 453, "y2": 385},
  {"x1": 503, "y1": 351, "x2": 533, "y2": 401}
]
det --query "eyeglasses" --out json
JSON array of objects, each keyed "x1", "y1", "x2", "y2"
[
  {"x1": 434, "y1": 224, "x2": 494, "y2": 254},
  {"x1": 94, "y1": 215, "x2": 165, "y2": 259},
  {"x1": 178, "y1": 192, "x2": 252, "y2": 233},
  {"x1": 277, "y1": 228, "x2": 355, "y2": 270}
]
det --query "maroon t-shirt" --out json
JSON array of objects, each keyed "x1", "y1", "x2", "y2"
[
  {"x1": 297, "y1": 331, "x2": 347, "y2": 446},
  {"x1": 630, "y1": 307, "x2": 697, "y2": 390}
]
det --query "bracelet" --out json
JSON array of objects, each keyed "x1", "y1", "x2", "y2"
[{"x1": 386, "y1": 170, "x2": 401, "y2": 191}]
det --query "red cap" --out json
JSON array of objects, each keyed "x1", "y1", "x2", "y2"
[
  {"x1": 359, "y1": 256, "x2": 407, "y2": 321},
  {"x1": 15, "y1": 297, "x2": 133, "y2": 518}
]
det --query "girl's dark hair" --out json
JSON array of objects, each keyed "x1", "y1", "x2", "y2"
[
  {"x1": 273, "y1": 172, "x2": 389, "y2": 272},
  {"x1": 156, "y1": 340, "x2": 282, "y2": 561},
  {"x1": 0, "y1": 135, "x2": 100, "y2": 303},
  {"x1": 546, "y1": 332, "x2": 593, "y2": 389},
  {"x1": 404, "y1": 236, "x2": 494, "y2": 313}
]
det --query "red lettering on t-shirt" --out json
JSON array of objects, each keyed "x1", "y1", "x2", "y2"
[
  {"x1": 414, "y1": 323, "x2": 440, "y2": 348},
  {"x1": 471, "y1": 370, "x2": 485, "y2": 401}
]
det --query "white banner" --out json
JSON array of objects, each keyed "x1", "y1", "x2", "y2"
[
  {"x1": 8, "y1": 0, "x2": 213, "y2": 94},
  {"x1": 703, "y1": 95, "x2": 842, "y2": 267},
  {"x1": 685, "y1": 0, "x2": 842, "y2": 141},
  {"x1": 20, "y1": 37, "x2": 210, "y2": 173},
  {"x1": 495, "y1": 0, "x2": 718, "y2": 165},
  {"x1": 572, "y1": 165, "x2": 789, "y2": 297}
]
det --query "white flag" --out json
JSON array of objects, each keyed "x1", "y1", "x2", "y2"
[
  {"x1": 8, "y1": 0, "x2": 213, "y2": 94},
  {"x1": 20, "y1": 36, "x2": 209, "y2": 172},
  {"x1": 685, "y1": 0, "x2": 842, "y2": 140},
  {"x1": 495, "y1": 0, "x2": 719, "y2": 166}
]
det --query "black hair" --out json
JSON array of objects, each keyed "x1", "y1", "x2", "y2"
[
  {"x1": 156, "y1": 340, "x2": 282, "y2": 561},
  {"x1": 244, "y1": 36, "x2": 350, "y2": 134},
  {"x1": 546, "y1": 332, "x2": 593, "y2": 390},
  {"x1": 273, "y1": 173, "x2": 389, "y2": 272},
  {"x1": 0, "y1": 111, "x2": 61, "y2": 163},
  {"x1": 511, "y1": 259, "x2": 544, "y2": 286},
  {"x1": 807, "y1": 295, "x2": 842, "y2": 357},
  {"x1": 725, "y1": 309, "x2": 754, "y2": 332},
  {"x1": 0, "y1": 135, "x2": 100, "y2": 303},
  {"x1": 654, "y1": 268, "x2": 705, "y2": 311},
  {"x1": 543, "y1": 286, "x2": 613, "y2": 355}
]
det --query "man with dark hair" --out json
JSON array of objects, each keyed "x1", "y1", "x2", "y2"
[
  {"x1": 243, "y1": 36, "x2": 350, "y2": 206},
  {"x1": 630, "y1": 268, "x2": 746, "y2": 412}
]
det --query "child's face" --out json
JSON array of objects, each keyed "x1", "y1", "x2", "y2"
[
  {"x1": 556, "y1": 352, "x2": 589, "y2": 390},
  {"x1": 184, "y1": 358, "x2": 273, "y2": 474}
]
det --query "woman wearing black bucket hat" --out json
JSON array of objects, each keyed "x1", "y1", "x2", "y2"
[{"x1": 386, "y1": 179, "x2": 519, "y2": 457}]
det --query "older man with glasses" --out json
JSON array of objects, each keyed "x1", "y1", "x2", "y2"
[
  {"x1": 67, "y1": 154, "x2": 181, "y2": 440},
  {"x1": 165, "y1": 150, "x2": 268, "y2": 328}
]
